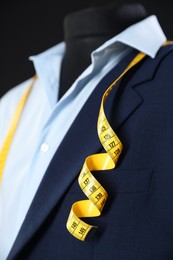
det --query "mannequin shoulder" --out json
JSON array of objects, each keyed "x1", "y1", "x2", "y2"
[{"x1": 0, "y1": 78, "x2": 33, "y2": 109}]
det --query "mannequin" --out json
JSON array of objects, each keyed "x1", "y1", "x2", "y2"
[{"x1": 59, "y1": 2, "x2": 148, "y2": 99}]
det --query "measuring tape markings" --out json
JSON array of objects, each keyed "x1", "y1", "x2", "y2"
[
  {"x1": 66, "y1": 52, "x2": 147, "y2": 241},
  {"x1": 0, "y1": 42, "x2": 172, "y2": 242}
]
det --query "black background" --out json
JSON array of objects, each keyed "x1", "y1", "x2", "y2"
[{"x1": 0, "y1": 0, "x2": 172, "y2": 97}]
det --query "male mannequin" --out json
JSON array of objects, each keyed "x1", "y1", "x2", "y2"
[
  {"x1": 59, "y1": 2, "x2": 147, "y2": 98},
  {"x1": 1, "y1": 2, "x2": 173, "y2": 260}
]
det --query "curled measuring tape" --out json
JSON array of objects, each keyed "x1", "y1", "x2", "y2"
[
  {"x1": 66, "y1": 52, "x2": 147, "y2": 241},
  {"x1": 0, "y1": 41, "x2": 171, "y2": 241}
]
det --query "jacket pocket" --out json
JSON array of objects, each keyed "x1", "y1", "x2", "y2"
[
  {"x1": 68, "y1": 168, "x2": 154, "y2": 195},
  {"x1": 95, "y1": 168, "x2": 154, "y2": 194}
]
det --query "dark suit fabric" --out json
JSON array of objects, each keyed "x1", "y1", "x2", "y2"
[{"x1": 7, "y1": 45, "x2": 173, "y2": 260}]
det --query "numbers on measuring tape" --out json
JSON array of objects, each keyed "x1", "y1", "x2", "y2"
[
  {"x1": 66, "y1": 51, "x2": 148, "y2": 241},
  {"x1": 0, "y1": 43, "x2": 170, "y2": 242}
]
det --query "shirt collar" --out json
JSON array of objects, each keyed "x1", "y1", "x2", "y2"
[
  {"x1": 29, "y1": 42, "x2": 65, "y2": 106},
  {"x1": 29, "y1": 15, "x2": 166, "y2": 107},
  {"x1": 91, "y1": 15, "x2": 166, "y2": 61}
]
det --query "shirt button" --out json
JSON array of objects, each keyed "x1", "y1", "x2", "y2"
[{"x1": 41, "y1": 143, "x2": 49, "y2": 152}]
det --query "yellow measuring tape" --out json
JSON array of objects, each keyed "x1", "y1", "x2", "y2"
[
  {"x1": 66, "y1": 51, "x2": 147, "y2": 241},
  {"x1": 0, "y1": 42, "x2": 171, "y2": 240},
  {"x1": 67, "y1": 41, "x2": 173, "y2": 241},
  {"x1": 0, "y1": 75, "x2": 37, "y2": 183}
]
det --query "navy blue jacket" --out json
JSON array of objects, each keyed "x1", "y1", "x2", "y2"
[{"x1": 7, "y1": 44, "x2": 173, "y2": 260}]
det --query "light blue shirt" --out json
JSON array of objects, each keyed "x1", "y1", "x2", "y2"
[{"x1": 0, "y1": 15, "x2": 166, "y2": 259}]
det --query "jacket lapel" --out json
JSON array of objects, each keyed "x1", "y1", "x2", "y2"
[
  {"x1": 7, "y1": 48, "x2": 164, "y2": 259},
  {"x1": 105, "y1": 44, "x2": 173, "y2": 131}
]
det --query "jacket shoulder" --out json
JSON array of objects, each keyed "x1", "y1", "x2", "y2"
[
  {"x1": 156, "y1": 42, "x2": 173, "y2": 62},
  {"x1": 153, "y1": 42, "x2": 173, "y2": 78}
]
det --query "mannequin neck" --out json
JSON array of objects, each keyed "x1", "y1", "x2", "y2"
[{"x1": 59, "y1": 3, "x2": 148, "y2": 99}]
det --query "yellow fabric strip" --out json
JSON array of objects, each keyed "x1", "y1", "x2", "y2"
[{"x1": 0, "y1": 75, "x2": 37, "y2": 183}]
